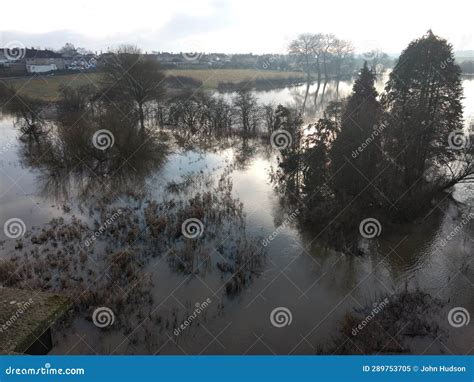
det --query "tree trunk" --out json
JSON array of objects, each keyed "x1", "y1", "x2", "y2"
[
  {"x1": 302, "y1": 77, "x2": 310, "y2": 112},
  {"x1": 139, "y1": 103, "x2": 145, "y2": 130},
  {"x1": 314, "y1": 59, "x2": 321, "y2": 106},
  {"x1": 320, "y1": 80, "x2": 328, "y2": 106},
  {"x1": 336, "y1": 61, "x2": 341, "y2": 97}
]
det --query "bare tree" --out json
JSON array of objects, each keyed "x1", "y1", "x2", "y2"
[
  {"x1": 203, "y1": 96, "x2": 233, "y2": 135},
  {"x1": 101, "y1": 45, "x2": 166, "y2": 131},
  {"x1": 310, "y1": 33, "x2": 326, "y2": 106},
  {"x1": 58, "y1": 42, "x2": 77, "y2": 56},
  {"x1": 233, "y1": 87, "x2": 259, "y2": 136},
  {"x1": 367, "y1": 49, "x2": 391, "y2": 77},
  {"x1": 263, "y1": 103, "x2": 276, "y2": 134},
  {"x1": 289, "y1": 34, "x2": 318, "y2": 111},
  {"x1": 332, "y1": 39, "x2": 354, "y2": 95},
  {"x1": 319, "y1": 34, "x2": 337, "y2": 101}
]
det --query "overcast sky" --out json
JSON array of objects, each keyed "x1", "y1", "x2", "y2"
[{"x1": 0, "y1": 0, "x2": 472, "y2": 54}]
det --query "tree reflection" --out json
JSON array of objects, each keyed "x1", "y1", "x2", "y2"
[{"x1": 17, "y1": 106, "x2": 168, "y2": 201}]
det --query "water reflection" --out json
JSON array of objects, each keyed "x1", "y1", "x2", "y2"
[
  {"x1": 254, "y1": 75, "x2": 474, "y2": 128},
  {"x1": 16, "y1": 111, "x2": 168, "y2": 201},
  {"x1": 250, "y1": 76, "x2": 360, "y2": 121}
]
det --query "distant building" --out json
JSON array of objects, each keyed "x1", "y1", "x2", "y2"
[
  {"x1": 0, "y1": 48, "x2": 65, "y2": 75},
  {"x1": 24, "y1": 49, "x2": 65, "y2": 73},
  {"x1": 151, "y1": 51, "x2": 211, "y2": 68}
]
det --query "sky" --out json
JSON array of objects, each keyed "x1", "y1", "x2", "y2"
[{"x1": 0, "y1": 0, "x2": 472, "y2": 54}]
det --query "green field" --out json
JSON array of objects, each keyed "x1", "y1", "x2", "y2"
[{"x1": 0, "y1": 69, "x2": 304, "y2": 102}]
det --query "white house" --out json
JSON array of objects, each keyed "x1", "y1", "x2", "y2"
[{"x1": 26, "y1": 63, "x2": 58, "y2": 73}]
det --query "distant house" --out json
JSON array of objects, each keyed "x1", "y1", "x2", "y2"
[
  {"x1": 24, "y1": 49, "x2": 65, "y2": 73},
  {"x1": 152, "y1": 52, "x2": 176, "y2": 64},
  {"x1": 0, "y1": 48, "x2": 65, "y2": 75},
  {"x1": 151, "y1": 52, "x2": 210, "y2": 69}
]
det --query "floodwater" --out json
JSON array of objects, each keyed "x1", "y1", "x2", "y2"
[{"x1": 0, "y1": 75, "x2": 472, "y2": 355}]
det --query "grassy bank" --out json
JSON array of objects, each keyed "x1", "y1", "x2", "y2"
[
  {"x1": 166, "y1": 69, "x2": 304, "y2": 89},
  {"x1": 0, "y1": 69, "x2": 305, "y2": 102},
  {"x1": 0, "y1": 72, "x2": 103, "y2": 102}
]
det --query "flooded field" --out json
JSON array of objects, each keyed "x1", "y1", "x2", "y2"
[{"x1": 0, "y1": 76, "x2": 473, "y2": 355}]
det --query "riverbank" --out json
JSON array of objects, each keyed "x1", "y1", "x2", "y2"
[{"x1": 0, "y1": 69, "x2": 305, "y2": 102}]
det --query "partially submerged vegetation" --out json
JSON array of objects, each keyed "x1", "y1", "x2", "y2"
[
  {"x1": 330, "y1": 290, "x2": 445, "y2": 354},
  {"x1": 0, "y1": 165, "x2": 265, "y2": 342}
]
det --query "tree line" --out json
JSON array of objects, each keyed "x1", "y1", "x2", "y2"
[{"x1": 288, "y1": 33, "x2": 391, "y2": 111}]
